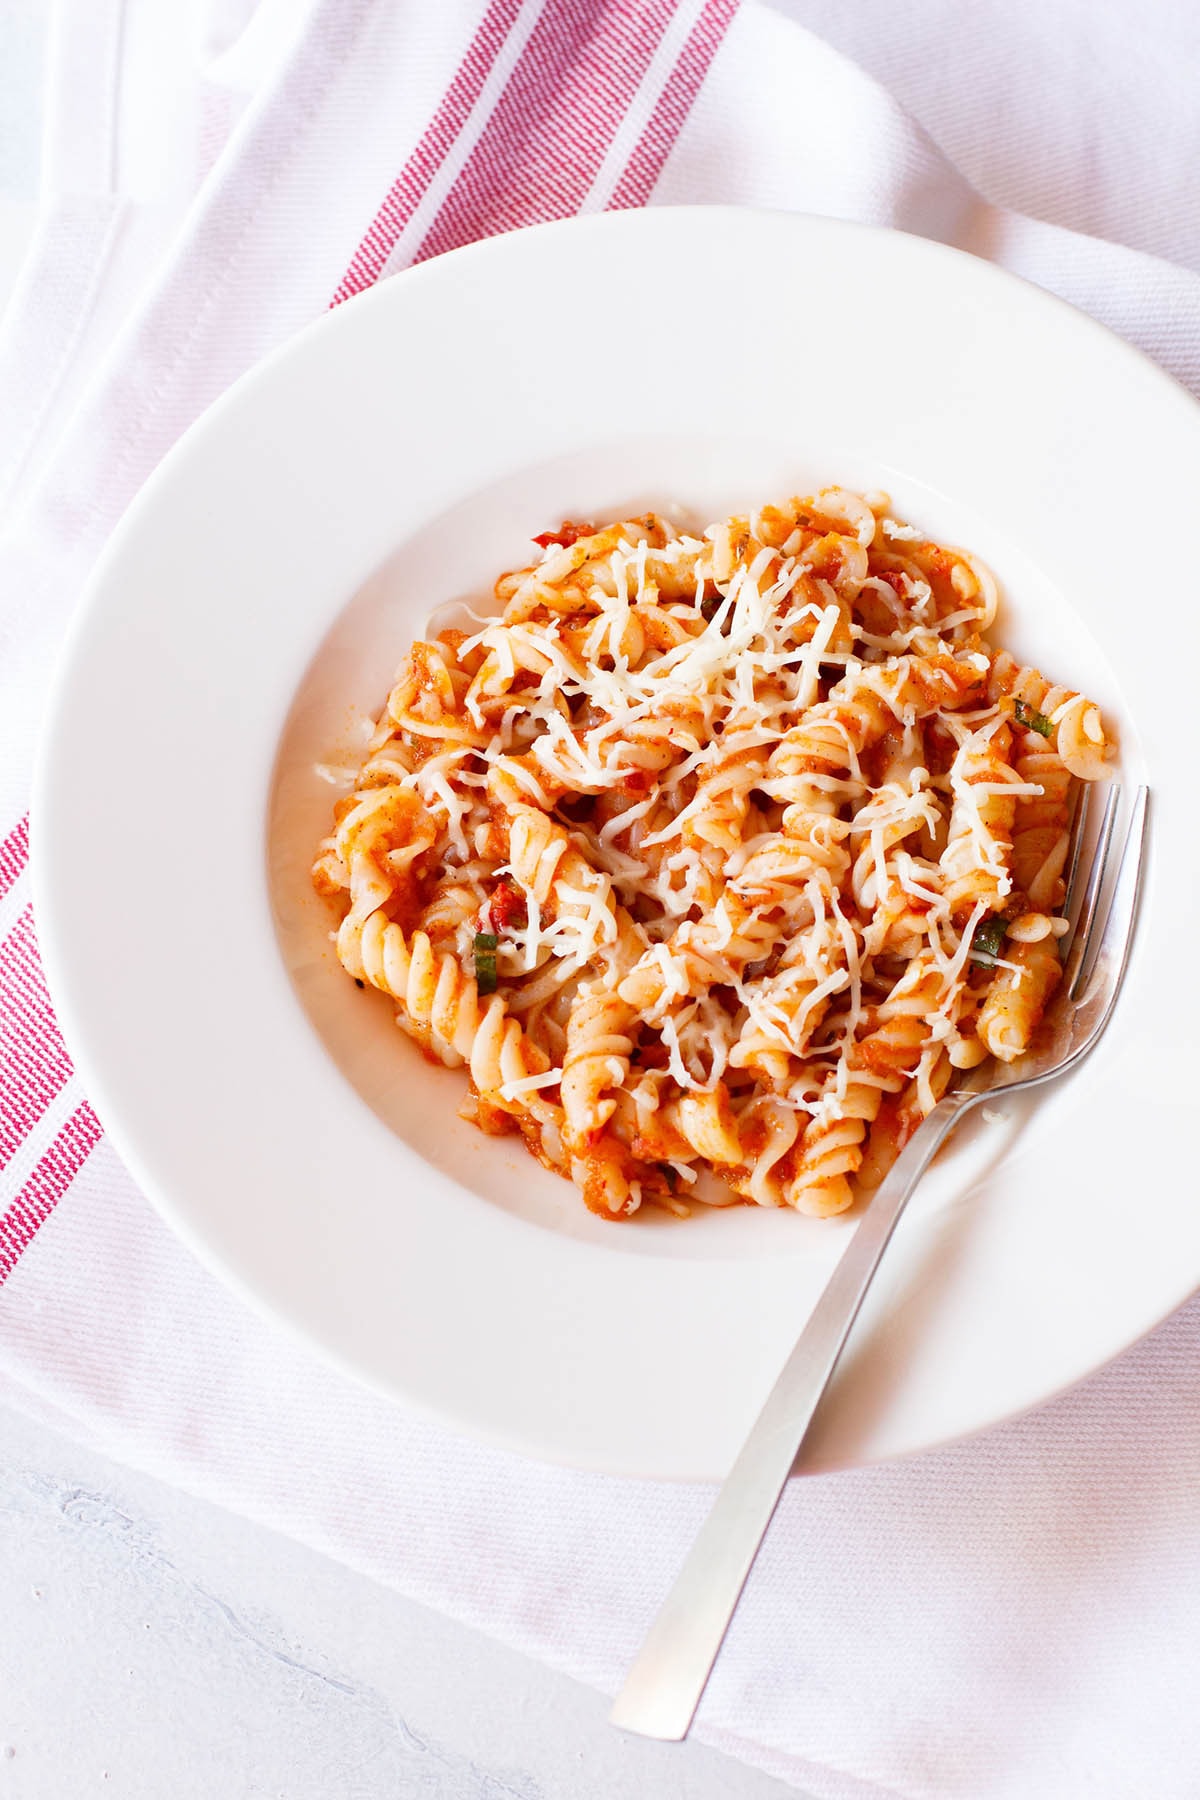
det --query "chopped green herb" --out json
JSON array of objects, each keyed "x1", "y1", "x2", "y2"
[
  {"x1": 700, "y1": 594, "x2": 723, "y2": 622},
  {"x1": 1014, "y1": 698, "x2": 1054, "y2": 738},
  {"x1": 473, "y1": 931, "x2": 499, "y2": 995},
  {"x1": 969, "y1": 916, "x2": 1008, "y2": 966}
]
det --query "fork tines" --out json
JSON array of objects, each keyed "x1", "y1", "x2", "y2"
[{"x1": 1063, "y1": 783, "x2": 1148, "y2": 1006}]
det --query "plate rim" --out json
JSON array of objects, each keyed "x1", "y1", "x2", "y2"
[{"x1": 31, "y1": 204, "x2": 1200, "y2": 1480}]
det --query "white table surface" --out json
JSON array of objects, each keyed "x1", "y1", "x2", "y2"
[
  {"x1": 0, "y1": 1400, "x2": 801, "y2": 1800},
  {"x1": 3, "y1": 3, "x2": 1193, "y2": 1795}
]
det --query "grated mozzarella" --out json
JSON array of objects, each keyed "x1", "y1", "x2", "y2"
[{"x1": 318, "y1": 488, "x2": 1110, "y2": 1224}]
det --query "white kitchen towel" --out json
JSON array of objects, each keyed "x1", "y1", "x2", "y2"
[{"x1": 3, "y1": 4, "x2": 1200, "y2": 1796}]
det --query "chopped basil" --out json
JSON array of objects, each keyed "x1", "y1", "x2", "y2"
[
  {"x1": 969, "y1": 915, "x2": 1008, "y2": 966},
  {"x1": 1014, "y1": 698, "x2": 1054, "y2": 738},
  {"x1": 473, "y1": 931, "x2": 499, "y2": 995},
  {"x1": 700, "y1": 593, "x2": 723, "y2": 622}
]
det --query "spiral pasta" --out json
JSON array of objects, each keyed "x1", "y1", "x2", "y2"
[{"x1": 313, "y1": 487, "x2": 1111, "y2": 1220}]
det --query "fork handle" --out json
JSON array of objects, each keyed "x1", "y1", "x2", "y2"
[{"x1": 610, "y1": 1088, "x2": 977, "y2": 1742}]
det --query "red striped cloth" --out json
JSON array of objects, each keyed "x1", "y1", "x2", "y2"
[{"x1": 332, "y1": 0, "x2": 738, "y2": 305}]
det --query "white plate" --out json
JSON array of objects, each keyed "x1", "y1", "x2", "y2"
[{"x1": 34, "y1": 209, "x2": 1200, "y2": 1481}]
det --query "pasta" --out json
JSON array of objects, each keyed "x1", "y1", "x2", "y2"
[{"x1": 312, "y1": 488, "x2": 1111, "y2": 1221}]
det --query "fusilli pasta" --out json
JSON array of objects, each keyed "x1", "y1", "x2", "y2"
[{"x1": 313, "y1": 489, "x2": 1110, "y2": 1220}]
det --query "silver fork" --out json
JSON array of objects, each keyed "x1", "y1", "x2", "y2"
[{"x1": 611, "y1": 783, "x2": 1149, "y2": 1742}]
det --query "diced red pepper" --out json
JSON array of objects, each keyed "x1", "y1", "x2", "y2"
[
  {"x1": 485, "y1": 878, "x2": 528, "y2": 933},
  {"x1": 532, "y1": 521, "x2": 595, "y2": 550}
]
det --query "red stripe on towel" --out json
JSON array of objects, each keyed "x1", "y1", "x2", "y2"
[
  {"x1": 0, "y1": 910, "x2": 75, "y2": 1172},
  {"x1": 608, "y1": 0, "x2": 738, "y2": 210},
  {"x1": 331, "y1": 0, "x2": 526, "y2": 305},
  {"x1": 0, "y1": 814, "x2": 29, "y2": 901},
  {"x1": 0, "y1": 1103, "x2": 102, "y2": 1282},
  {"x1": 414, "y1": 0, "x2": 678, "y2": 260}
]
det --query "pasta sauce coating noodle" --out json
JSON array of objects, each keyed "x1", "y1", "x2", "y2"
[{"x1": 313, "y1": 489, "x2": 1110, "y2": 1220}]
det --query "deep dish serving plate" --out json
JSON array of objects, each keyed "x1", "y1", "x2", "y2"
[{"x1": 34, "y1": 208, "x2": 1200, "y2": 1479}]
